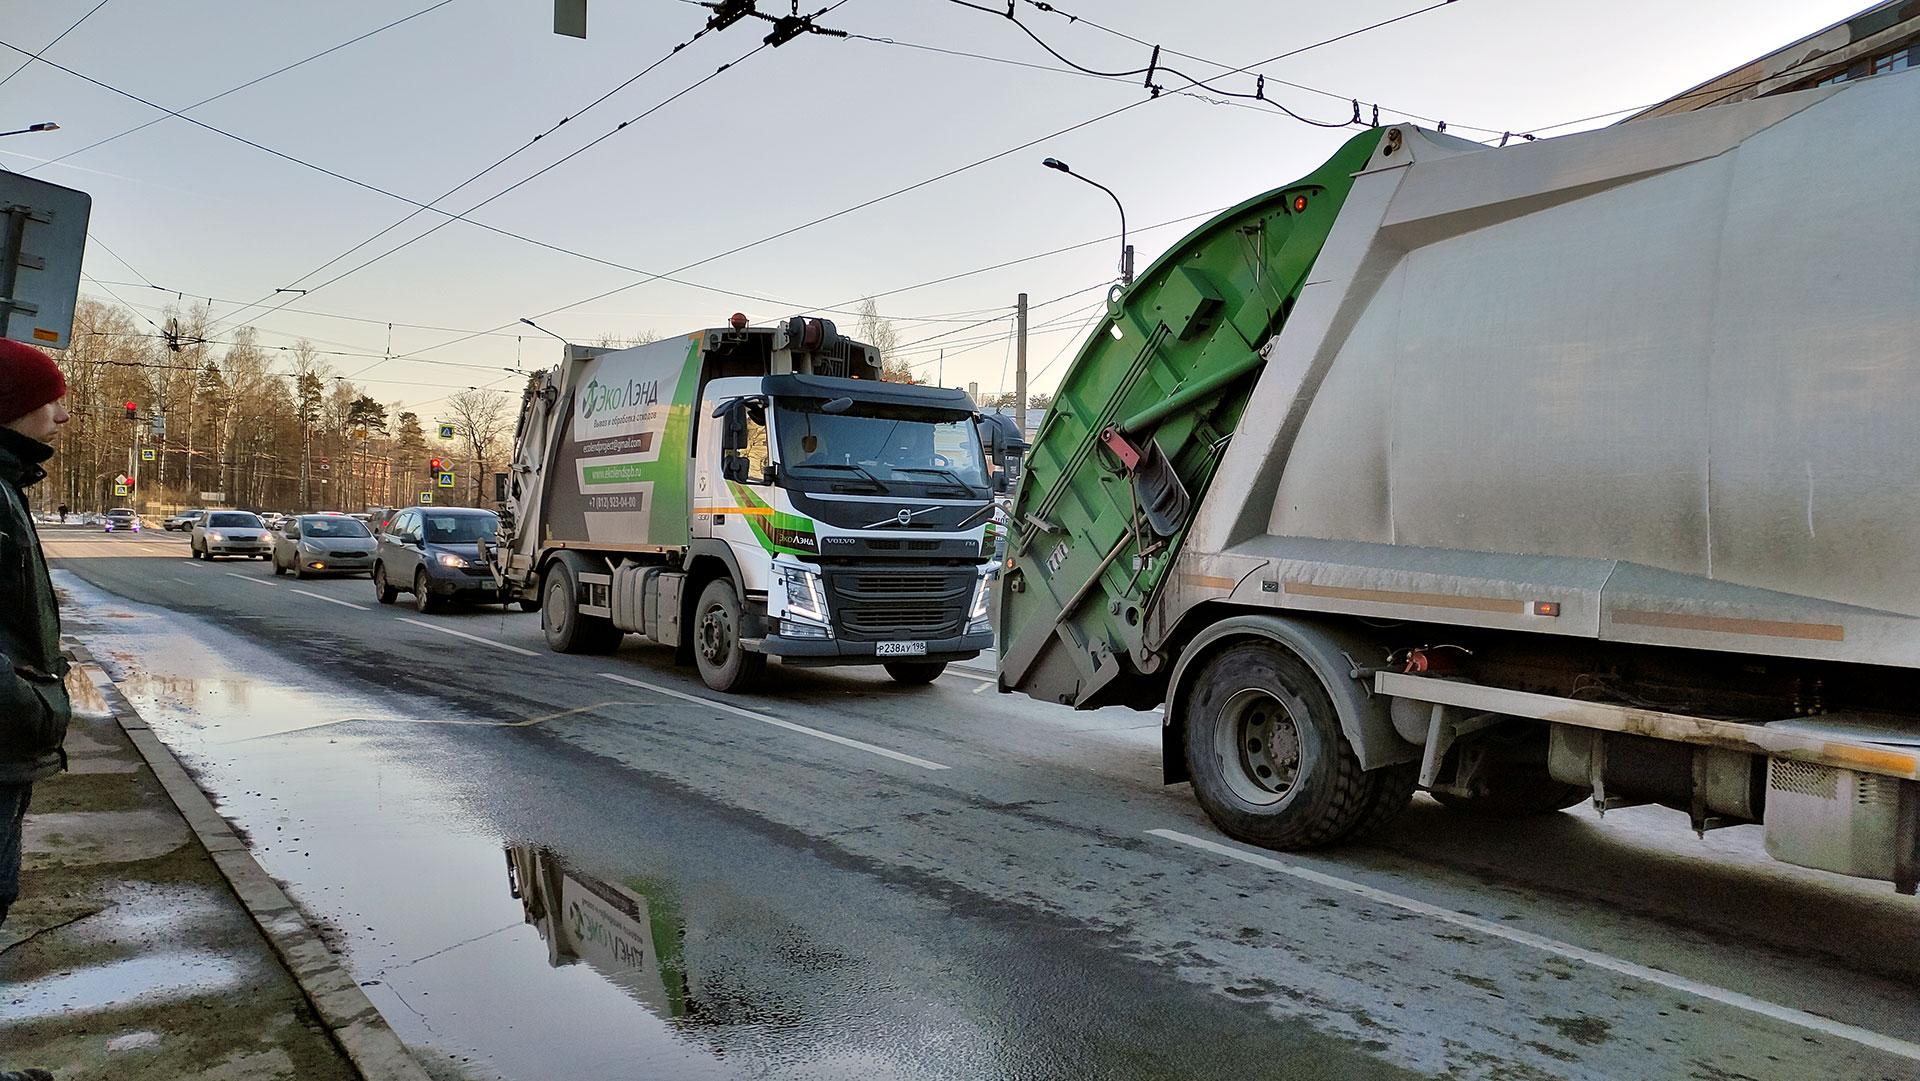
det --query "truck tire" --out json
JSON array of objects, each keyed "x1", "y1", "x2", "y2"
[
  {"x1": 692, "y1": 578, "x2": 765, "y2": 693},
  {"x1": 541, "y1": 561, "x2": 621, "y2": 654},
  {"x1": 1341, "y1": 761, "x2": 1419, "y2": 841},
  {"x1": 1183, "y1": 641, "x2": 1375, "y2": 850},
  {"x1": 883, "y1": 661, "x2": 946, "y2": 685}
]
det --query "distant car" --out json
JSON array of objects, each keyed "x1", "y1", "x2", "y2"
[
  {"x1": 190, "y1": 510, "x2": 272, "y2": 560},
  {"x1": 373, "y1": 506, "x2": 502, "y2": 612},
  {"x1": 164, "y1": 509, "x2": 206, "y2": 532},
  {"x1": 103, "y1": 508, "x2": 140, "y2": 532},
  {"x1": 273, "y1": 513, "x2": 376, "y2": 579},
  {"x1": 260, "y1": 511, "x2": 284, "y2": 530}
]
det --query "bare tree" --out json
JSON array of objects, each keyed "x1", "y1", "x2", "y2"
[
  {"x1": 443, "y1": 390, "x2": 511, "y2": 507},
  {"x1": 854, "y1": 298, "x2": 912, "y2": 382}
]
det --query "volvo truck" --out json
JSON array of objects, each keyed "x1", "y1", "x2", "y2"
[
  {"x1": 492, "y1": 316, "x2": 1001, "y2": 692},
  {"x1": 998, "y1": 70, "x2": 1920, "y2": 892}
]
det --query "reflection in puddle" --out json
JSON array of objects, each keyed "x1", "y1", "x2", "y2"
[{"x1": 507, "y1": 845, "x2": 691, "y2": 1019}]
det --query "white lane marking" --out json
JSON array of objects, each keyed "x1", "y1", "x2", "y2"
[
  {"x1": 291, "y1": 589, "x2": 369, "y2": 612},
  {"x1": 599, "y1": 671, "x2": 950, "y2": 771},
  {"x1": 395, "y1": 617, "x2": 540, "y2": 657},
  {"x1": 1148, "y1": 828, "x2": 1920, "y2": 1063},
  {"x1": 941, "y1": 666, "x2": 993, "y2": 684},
  {"x1": 224, "y1": 573, "x2": 275, "y2": 587}
]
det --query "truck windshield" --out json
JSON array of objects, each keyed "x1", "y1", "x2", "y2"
[{"x1": 774, "y1": 399, "x2": 987, "y2": 491}]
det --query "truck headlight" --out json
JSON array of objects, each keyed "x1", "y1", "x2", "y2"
[
  {"x1": 967, "y1": 568, "x2": 995, "y2": 634},
  {"x1": 437, "y1": 552, "x2": 469, "y2": 568},
  {"x1": 778, "y1": 563, "x2": 829, "y2": 625}
]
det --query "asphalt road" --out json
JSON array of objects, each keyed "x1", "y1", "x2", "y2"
[{"x1": 43, "y1": 527, "x2": 1920, "y2": 1081}]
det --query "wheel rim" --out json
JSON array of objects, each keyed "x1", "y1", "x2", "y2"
[
  {"x1": 698, "y1": 602, "x2": 732, "y2": 666},
  {"x1": 545, "y1": 577, "x2": 568, "y2": 633},
  {"x1": 375, "y1": 567, "x2": 385, "y2": 592},
  {"x1": 1214, "y1": 686, "x2": 1307, "y2": 806},
  {"x1": 415, "y1": 571, "x2": 430, "y2": 608}
]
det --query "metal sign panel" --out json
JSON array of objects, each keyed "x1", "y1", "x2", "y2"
[
  {"x1": 437, "y1": 470, "x2": 456, "y2": 488},
  {"x1": 113, "y1": 483, "x2": 128, "y2": 496},
  {"x1": 438, "y1": 423, "x2": 456, "y2": 440},
  {"x1": 419, "y1": 491, "x2": 434, "y2": 504},
  {"x1": 140, "y1": 448, "x2": 155, "y2": 461},
  {"x1": 0, "y1": 173, "x2": 90, "y2": 349}
]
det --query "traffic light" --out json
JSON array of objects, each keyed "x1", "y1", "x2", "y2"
[
  {"x1": 123, "y1": 400, "x2": 138, "y2": 421},
  {"x1": 429, "y1": 457, "x2": 444, "y2": 473}
]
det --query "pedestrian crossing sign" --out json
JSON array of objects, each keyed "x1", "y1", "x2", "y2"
[
  {"x1": 436, "y1": 470, "x2": 456, "y2": 488},
  {"x1": 140, "y1": 448, "x2": 156, "y2": 461},
  {"x1": 437, "y1": 423, "x2": 456, "y2": 440},
  {"x1": 114, "y1": 483, "x2": 129, "y2": 496},
  {"x1": 419, "y1": 491, "x2": 434, "y2": 504}
]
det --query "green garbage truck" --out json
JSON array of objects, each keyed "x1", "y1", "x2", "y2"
[{"x1": 998, "y1": 71, "x2": 1920, "y2": 892}]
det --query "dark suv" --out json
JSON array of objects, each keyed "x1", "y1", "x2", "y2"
[{"x1": 373, "y1": 506, "x2": 502, "y2": 612}]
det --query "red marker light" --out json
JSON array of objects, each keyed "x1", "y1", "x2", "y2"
[
  {"x1": 729, "y1": 312, "x2": 748, "y2": 330},
  {"x1": 1292, "y1": 195, "x2": 1309, "y2": 213}
]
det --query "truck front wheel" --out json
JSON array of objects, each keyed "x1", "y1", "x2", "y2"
[
  {"x1": 693, "y1": 579, "x2": 765, "y2": 693},
  {"x1": 542, "y1": 561, "x2": 622, "y2": 654},
  {"x1": 883, "y1": 661, "x2": 946, "y2": 685},
  {"x1": 1184, "y1": 641, "x2": 1378, "y2": 850}
]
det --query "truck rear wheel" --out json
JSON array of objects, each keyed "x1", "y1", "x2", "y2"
[
  {"x1": 1184, "y1": 641, "x2": 1377, "y2": 850},
  {"x1": 542, "y1": 561, "x2": 622, "y2": 654},
  {"x1": 693, "y1": 579, "x2": 765, "y2": 693},
  {"x1": 883, "y1": 661, "x2": 946, "y2": 685}
]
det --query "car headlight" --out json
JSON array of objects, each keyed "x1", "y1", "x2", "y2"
[
  {"x1": 777, "y1": 563, "x2": 828, "y2": 624},
  {"x1": 437, "y1": 552, "x2": 469, "y2": 568},
  {"x1": 206, "y1": 531, "x2": 223, "y2": 542}
]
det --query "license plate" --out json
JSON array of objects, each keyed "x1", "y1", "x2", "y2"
[{"x1": 875, "y1": 641, "x2": 927, "y2": 657}]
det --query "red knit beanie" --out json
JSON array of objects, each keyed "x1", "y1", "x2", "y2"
[{"x1": 0, "y1": 338, "x2": 67, "y2": 424}]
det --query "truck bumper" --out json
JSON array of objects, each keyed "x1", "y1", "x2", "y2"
[{"x1": 756, "y1": 629, "x2": 994, "y2": 666}]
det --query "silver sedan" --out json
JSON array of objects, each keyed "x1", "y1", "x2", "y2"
[{"x1": 272, "y1": 514, "x2": 378, "y2": 579}]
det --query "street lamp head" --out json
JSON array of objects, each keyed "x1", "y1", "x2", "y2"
[
  {"x1": 29, "y1": 122, "x2": 58, "y2": 132},
  {"x1": 1042, "y1": 157, "x2": 1070, "y2": 173}
]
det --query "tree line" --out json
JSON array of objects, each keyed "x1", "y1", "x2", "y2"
[{"x1": 38, "y1": 297, "x2": 515, "y2": 516}]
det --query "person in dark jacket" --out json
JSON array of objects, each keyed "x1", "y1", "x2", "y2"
[{"x1": 0, "y1": 338, "x2": 72, "y2": 929}]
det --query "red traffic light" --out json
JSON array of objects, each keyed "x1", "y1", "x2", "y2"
[
  {"x1": 429, "y1": 457, "x2": 444, "y2": 471},
  {"x1": 123, "y1": 401, "x2": 138, "y2": 417}
]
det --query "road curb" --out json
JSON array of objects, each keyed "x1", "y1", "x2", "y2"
[{"x1": 65, "y1": 639, "x2": 433, "y2": 1081}]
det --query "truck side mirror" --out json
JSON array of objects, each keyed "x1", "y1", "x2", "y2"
[
  {"x1": 722, "y1": 456, "x2": 751, "y2": 483},
  {"x1": 493, "y1": 472, "x2": 509, "y2": 504},
  {"x1": 992, "y1": 472, "x2": 1009, "y2": 495}
]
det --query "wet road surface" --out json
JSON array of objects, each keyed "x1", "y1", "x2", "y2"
[{"x1": 44, "y1": 528, "x2": 1920, "y2": 1080}]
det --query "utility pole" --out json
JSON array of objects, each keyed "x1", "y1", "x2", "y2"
[{"x1": 1015, "y1": 292, "x2": 1029, "y2": 436}]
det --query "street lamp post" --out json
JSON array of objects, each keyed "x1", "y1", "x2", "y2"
[
  {"x1": 1042, "y1": 157, "x2": 1133, "y2": 285},
  {"x1": 0, "y1": 122, "x2": 59, "y2": 138}
]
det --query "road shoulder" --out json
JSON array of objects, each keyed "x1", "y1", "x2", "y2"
[{"x1": 0, "y1": 639, "x2": 431, "y2": 1081}]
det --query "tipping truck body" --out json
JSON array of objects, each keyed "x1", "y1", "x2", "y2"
[
  {"x1": 999, "y1": 70, "x2": 1920, "y2": 891},
  {"x1": 495, "y1": 317, "x2": 1002, "y2": 692}
]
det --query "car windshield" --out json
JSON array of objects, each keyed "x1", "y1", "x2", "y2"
[
  {"x1": 207, "y1": 512, "x2": 261, "y2": 528},
  {"x1": 422, "y1": 513, "x2": 496, "y2": 543},
  {"x1": 300, "y1": 517, "x2": 370, "y2": 539},
  {"x1": 774, "y1": 399, "x2": 987, "y2": 490}
]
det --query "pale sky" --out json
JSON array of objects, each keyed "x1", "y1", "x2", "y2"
[{"x1": 1, "y1": 0, "x2": 1874, "y2": 419}]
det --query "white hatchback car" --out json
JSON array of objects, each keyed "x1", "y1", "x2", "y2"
[{"x1": 191, "y1": 510, "x2": 273, "y2": 560}]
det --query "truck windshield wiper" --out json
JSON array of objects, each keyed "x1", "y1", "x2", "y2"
[
  {"x1": 891, "y1": 466, "x2": 978, "y2": 490},
  {"x1": 789, "y1": 462, "x2": 887, "y2": 490}
]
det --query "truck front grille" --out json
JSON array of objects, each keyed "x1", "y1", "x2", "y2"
[{"x1": 824, "y1": 565, "x2": 974, "y2": 641}]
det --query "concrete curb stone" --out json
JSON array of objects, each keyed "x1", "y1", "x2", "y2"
[{"x1": 64, "y1": 640, "x2": 433, "y2": 1081}]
